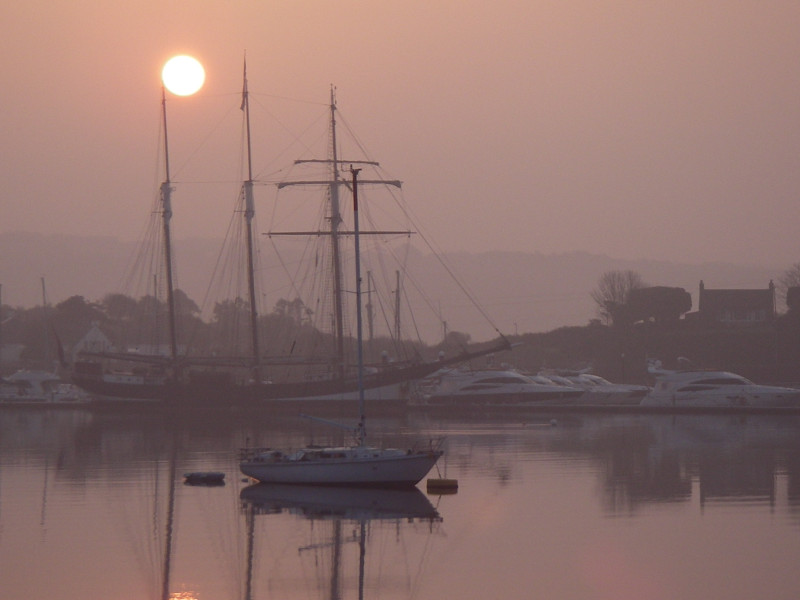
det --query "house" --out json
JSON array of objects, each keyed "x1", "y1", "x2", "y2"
[
  {"x1": 694, "y1": 280, "x2": 776, "y2": 326},
  {"x1": 72, "y1": 322, "x2": 114, "y2": 363}
]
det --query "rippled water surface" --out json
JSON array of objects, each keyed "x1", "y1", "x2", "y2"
[{"x1": 2, "y1": 407, "x2": 800, "y2": 599}]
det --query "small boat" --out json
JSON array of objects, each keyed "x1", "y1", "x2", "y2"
[
  {"x1": 240, "y1": 169, "x2": 442, "y2": 487},
  {"x1": 641, "y1": 369, "x2": 800, "y2": 409},
  {"x1": 411, "y1": 368, "x2": 584, "y2": 407},
  {"x1": 239, "y1": 443, "x2": 443, "y2": 487}
]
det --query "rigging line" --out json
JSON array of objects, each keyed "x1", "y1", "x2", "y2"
[
  {"x1": 267, "y1": 236, "x2": 310, "y2": 309},
  {"x1": 169, "y1": 101, "x2": 239, "y2": 180},
  {"x1": 395, "y1": 192, "x2": 506, "y2": 338},
  {"x1": 248, "y1": 93, "x2": 328, "y2": 180},
  {"x1": 365, "y1": 235, "x2": 443, "y2": 344},
  {"x1": 197, "y1": 191, "x2": 242, "y2": 320},
  {"x1": 335, "y1": 109, "x2": 375, "y2": 161},
  {"x1": 363, "y1": 238, "x2": 424, "y2": 354},
  {"x1": 400, "y1": 278, "x2": 426, "y2": 355},
  {"x1": 248, "y1": 89, "x2": 328, "y2": 107}
]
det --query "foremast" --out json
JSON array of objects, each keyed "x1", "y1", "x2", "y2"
[
  {"x1": 160, "y1": 86, "x2": 180, "y2": 376},
  {"x1": 241, "y1": 58, "x2": 262, "y2": 382}
]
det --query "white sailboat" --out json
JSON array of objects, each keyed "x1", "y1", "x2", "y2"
[{"x1": 239, "y1": 168, "x2": 442, "y2": 486}]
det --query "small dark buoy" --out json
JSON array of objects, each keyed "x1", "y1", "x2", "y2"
[
  {"x1": 427, "y1": 478, "x2": 458, "y2": 494},
  {"x1": 183, "y1": 471, "x2": 225, "y2": 486}
]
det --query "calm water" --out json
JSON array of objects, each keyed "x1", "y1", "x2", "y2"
[{"x1": 2, "y1": 406, "x2": 800, "y2": 599}]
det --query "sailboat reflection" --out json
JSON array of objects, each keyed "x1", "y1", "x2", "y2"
[{"x1": 240, "y1": 484, "x2": 441, "y2": 599}]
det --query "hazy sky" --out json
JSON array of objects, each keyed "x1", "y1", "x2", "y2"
[{"x1": 3, "y1": 1, "x2": 800, "y2": 268}]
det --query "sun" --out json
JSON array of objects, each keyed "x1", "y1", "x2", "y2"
[{"x1": 161, "y1": 55, "x2": 205, "y2": 96}]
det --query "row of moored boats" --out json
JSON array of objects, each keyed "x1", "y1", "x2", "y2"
[
  {"x1": 3, "y1": 365, "x2": 800, "y2": 410},
  {"x1": 410, "y1": 366, "x2": 800, "y2": 410}
]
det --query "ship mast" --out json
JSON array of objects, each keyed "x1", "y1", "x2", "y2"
[
  {"x1": 352, "y1": 167, "x2": 366, "y2": 446},
  {"x1": 328, "y1": 89, "x2": 346, "y2": 377},
  {"x1": 241, "y1": 58, "x2": 261, "y2": 382},
  {"x1": 160, "y1": 86, "x2": 180, "y2": 373},
  {"x1": 274, "y1": 88, "x2": 404, "y2": 377}
]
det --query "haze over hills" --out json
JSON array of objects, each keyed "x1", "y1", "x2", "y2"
[{"x1": 0, "y1": 231, "x2": 783, "y2": 342}]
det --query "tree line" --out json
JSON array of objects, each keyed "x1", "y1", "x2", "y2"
[{"x1": 0, "y1": 290, "x2": 474, "y2": 373}]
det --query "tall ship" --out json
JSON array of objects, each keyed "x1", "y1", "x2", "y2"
[{"x1": 71, "y1": 65, "x2": 508, "y2": 407}]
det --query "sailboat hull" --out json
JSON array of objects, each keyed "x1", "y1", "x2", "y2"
[{"x1": 240, "y1": 447, "x2": 443, "y2": 487}]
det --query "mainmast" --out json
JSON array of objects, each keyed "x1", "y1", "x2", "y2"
[
  {"x1": 160, "y1": 87, "x2": 180, "y2": 372},
  {"x1": 241, "y1": 58, "x2": 262, "y2": 382},
  {"x1": 328, "y1": 88, "x2": 346, "y2": 377},
  {"x1": 274, "y1": 88, "x2": 404, "y2": 377}
]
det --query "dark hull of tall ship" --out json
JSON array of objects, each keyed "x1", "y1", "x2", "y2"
[{"x1": 72, "y1": 344, "x2": 509, "y2": 409}]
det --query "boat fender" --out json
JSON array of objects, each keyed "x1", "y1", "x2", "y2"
[{"x1": 427, "y1": 478, "x2": 458, "y2": 494}]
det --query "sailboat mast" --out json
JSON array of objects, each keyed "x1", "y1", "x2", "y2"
[
  {"x1": 394, "y1": 270, "x2": 401, "y2": 341},
  {"x1": 241, "y1": 59, "x2": 261, "y2": 381},
  {"x1": 40, "y1": 277, "x2": 51, "y2": 370},
  {"x1": 352, "y1": 167, "x2": 366, "y2": 446},
  {"x1": 329, "y1": 88, "x2": 347, "y2": 377},
  {"x1": 160, "y1": 86, "x2": 180, "y2": 369}
]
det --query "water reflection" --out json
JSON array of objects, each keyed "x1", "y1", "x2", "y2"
[
  {"x1": 240, "y1": 484, "x2": 441, "y2": 600},
  {"x1": 513, "y1": 413, "x2": 800, "y2": 514},
  {"x1": 2, "y1": 408, "x2": 800, "y2": 599}
]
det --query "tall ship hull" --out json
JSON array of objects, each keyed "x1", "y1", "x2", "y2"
[{"x1": 72, "y1": 349, "x2": 504, "y2": 407}]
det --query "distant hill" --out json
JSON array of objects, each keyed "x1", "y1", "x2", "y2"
[{"x1": 0, "y1": 231, "x2": 782, "y2": 341}]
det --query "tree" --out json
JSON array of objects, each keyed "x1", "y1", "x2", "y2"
[
  {"x1": 102, "y1": 293, "x2": 138, "y2": 321},
  {"x1": 273, "y1": 298, "x2": 312, "y2": 325},
  {"x1": 627, "y1": 286, "x2": 692, "y2": 323},
  {"x1": 55, "y1": 295, "x2": 101, "y2": 321},
  {"x1": 173, "y1": 288, "x2": 200, "y2": 317},
  {"x1": 590, "y1": 270, "x2": 647, "y2": 325},
  {"x1": 778, "y1": 262, "x2": 800, "y2": 309}
]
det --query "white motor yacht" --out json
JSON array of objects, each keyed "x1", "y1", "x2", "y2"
[
  {"x1": 641, "y1": 369, "x2": 800, "y2": 409},
  {"x1": 412, "y1": 368, "x2": 584, "y2": 407},
  {"x1": 553, "y1": 372, "x2": 651, "y2": 406}
]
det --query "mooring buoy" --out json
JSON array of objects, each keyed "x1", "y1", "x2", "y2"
[{"x1": 427, "y1": 478, "x2": 459, "y2": 494}]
